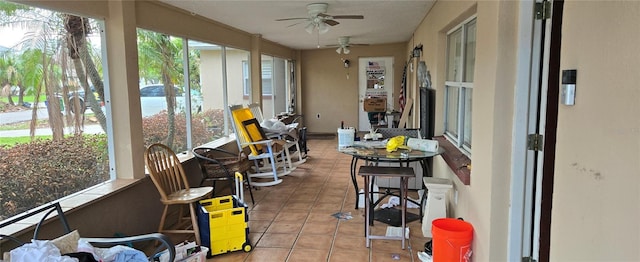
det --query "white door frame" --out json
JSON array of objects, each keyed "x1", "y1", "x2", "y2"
[
  {"x1": 358, "y1": 57, "x2": 394, "y2": 131},
  {"x1": 507, "y1": 0, "x2": 550, "y2": 260}
]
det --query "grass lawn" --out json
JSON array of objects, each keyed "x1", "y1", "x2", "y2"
[
  {"x1": 0, "y1": 136, "x2": 52, "y2": 147},
  {"x1": 0, "y1": 94, "x2": 38, "y2": 104},
  {"x1": 0, "y1": 119, "x2": 49, "y2": 131}
]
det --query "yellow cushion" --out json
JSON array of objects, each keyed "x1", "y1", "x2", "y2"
[{"x1": 231, "y1": 108, "x2": 263, "y2": 155}]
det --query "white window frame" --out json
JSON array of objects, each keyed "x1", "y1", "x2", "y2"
[
  {"x1": 444, "y1": 16, "x2": 476, "y2": 155},
  {"x1": 242, "y1": 60, "x2": 273, "y2": 96}
]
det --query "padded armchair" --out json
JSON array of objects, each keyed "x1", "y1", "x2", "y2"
[
  {"x1": 144, "y1": 143, "x2": 213, "y2": 245},
  {"x1": 0, "y1": 202, "x2": 175, "y2": 261},
  {"x1": 192, "y1": 147, "x2": 255, "y2": 205}
]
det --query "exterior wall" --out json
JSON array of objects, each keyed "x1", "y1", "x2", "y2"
[
  {"x1": 551, "y1": 1, "x2": 640, "y2": 260},
  {"x1": 411, "y1": 1, "x2": 518, "y2": 261},
  {"x1": 200, "y1": 50, "x2": 282, "y2": 117},
  {"x1": 300, "y1": 43, "x2": 406, "y2": 134},
  {"x1": 200, "y1": 49, "x2": 251, "y2": 110}
]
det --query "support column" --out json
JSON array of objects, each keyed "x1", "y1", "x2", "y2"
[
  {"x1": 106, "y1": 0, "x2": 145, "y2": 179},
  {"x1": 250, "y1": 34, "x2": 262, "y2": 107}
]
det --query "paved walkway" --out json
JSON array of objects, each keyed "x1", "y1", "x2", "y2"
[{"x1": 0, "y1": 125, "x2": 104, "y2": 137}]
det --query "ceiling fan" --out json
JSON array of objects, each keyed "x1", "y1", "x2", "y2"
[
  {"x1": 330, "y1": 36, "x2": 368, "y2": 54},
  {"x1": 276, "y1": 3, "x2": 364, "y2": 34}
]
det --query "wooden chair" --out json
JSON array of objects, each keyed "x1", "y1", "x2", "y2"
[
  {"x1": 229, "y1": 105, "x2": 289, "y2": 187},
  {"x1": 144, "y1": 143, "x2": 213, "y2": 245}
]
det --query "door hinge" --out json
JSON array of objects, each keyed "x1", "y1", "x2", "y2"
[
  {"x1": 527, "y1": 134, "x2": 544, "y2": 151},
  {"x1": 522, "y1": 257, "x2": 537, "y2": 262},
  {"x1": 535, "y1": 1, "x2": 551, "y2": 20}
]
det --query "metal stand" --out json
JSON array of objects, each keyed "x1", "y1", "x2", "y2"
[{"x1": 359, "y1": 165, "x2": 414, "y2": 249}]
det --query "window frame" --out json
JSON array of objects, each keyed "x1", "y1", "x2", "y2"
[
  {"x1": 444, "y1": 16, "x2": 476, "y2": 156},
  {"x1": 243, "y1": 60, "x2": 273, "y2": 96}
]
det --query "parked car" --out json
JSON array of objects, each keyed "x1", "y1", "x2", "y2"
[
  {"x1": 66, "y1": 87, "x2": 102, "y2": 114},
  {"x1": 48, "y1": 87, "x2": 101, "y2": 114},
  {"x1": 139, "y1": 84, "x2": 202, "y2": 117}
]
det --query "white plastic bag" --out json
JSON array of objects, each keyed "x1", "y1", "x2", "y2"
[
  {"x1": 9, "y1": 240, "x2": 77, "y2": 262},
  {"x1": 157, "y1": 241, "x2": 208, "y2": 262}
]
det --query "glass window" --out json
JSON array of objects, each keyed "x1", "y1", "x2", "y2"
[
  {"x1": 227, "y1": 49, "x2": 251, "y2": 134},
  {"x1": 243, "y1": 59, "x2": 273, "y2": 97},
  {"x1": 184, "y1": 40, "x2": 218, "y2": 144},
  {"x1": 446, "y1": 28, "x2": 462, "y2": 82},
  {"x1": 0, "y1": 3, "x2": 111, "y2": 220},
  {"x1": 464, "y1": 20, "x2": 477, "y2": 82},
  {"x1": 445, "y1": 85, "x2": 459, "y2": 137},
  {"x1": 444, "y1": 17, "x2": 476, "y2": 154},
  {"x1": 137, "y1": 29, "x2": 188, "y2": 152}
]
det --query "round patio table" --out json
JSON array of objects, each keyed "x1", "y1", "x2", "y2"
[{"x1": 338, "y1": 141, "x2": 444, "y2": 217}]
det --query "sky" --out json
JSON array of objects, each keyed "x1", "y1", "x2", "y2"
[{"x1": 0, "y1": 27, "x2": 26, "y2": 48}]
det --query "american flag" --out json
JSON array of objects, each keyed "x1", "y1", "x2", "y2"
[{"x1": 399, "y1": 63, "x2": 407, "y2": 113}]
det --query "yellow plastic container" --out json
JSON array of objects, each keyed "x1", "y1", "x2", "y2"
[{"x1": 197, "y1": 196, "x2": 252, "y2": 256}]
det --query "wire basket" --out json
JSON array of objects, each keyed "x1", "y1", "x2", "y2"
[{"x1": 193, "y1": 148, "x2": 252, "y2": 179}]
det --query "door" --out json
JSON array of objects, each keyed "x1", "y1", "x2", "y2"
[
  {"x1": 358, "y1": 57, "x2": 394, "y2": 131},
  {"x1": 508, "y1": 0, "x2": 564, "y2": 261},
  {"x1": 507, "y1": 0, "x2": 554, "y2": 261}
]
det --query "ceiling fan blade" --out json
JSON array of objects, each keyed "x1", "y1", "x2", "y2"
[
  {"x1": 331, "y1": 15, "x2": 364, "y2": 19},
  {"x1": 287, "y1": 21, "x2": 307, "y2": 28},
  {"x1": 324, "y1": 19, "x2": 340, "y2": 26},
  {"x1": 275, "y1": 17, "x2": 308, "y2": 21}
]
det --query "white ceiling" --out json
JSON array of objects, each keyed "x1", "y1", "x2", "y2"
[{"x1": 159, "y1": 1, "x2": 435, "y2": 50}]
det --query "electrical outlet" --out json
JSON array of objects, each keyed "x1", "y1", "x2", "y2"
[{"x1": 316, "y1": 113, "x2": 320, "y2": 119}]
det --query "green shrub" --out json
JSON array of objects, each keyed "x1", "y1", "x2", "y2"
[
  {"x1": 0, "y1": 135, "x2": 109, "y2": 220},
  {"x1": 142, "y1": 109, "x2": 226, "y2": 152},
  {"x1": 0, "y1": 109, "x2": 227, "y2": 220}
]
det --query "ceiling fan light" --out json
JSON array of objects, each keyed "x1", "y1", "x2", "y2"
[
  {"x1": 343, "y1": 47, "x2": 350, "y2": 54},
  {"x1": 305, "y1": 23, "x2": 315, "y2": 34},
  {"x1": 318, "y1": 23, "x2": 329, "y2": 34},
  {"x1": 336, "y1": 47, "x2": 342, "y2": 54}
]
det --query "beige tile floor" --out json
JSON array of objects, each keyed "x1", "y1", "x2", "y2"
[{"x1": 208, "y1": 137, "x2": 429, "y2": 262}]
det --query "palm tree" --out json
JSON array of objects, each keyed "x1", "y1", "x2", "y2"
[
  {"x1": 1, "y1": 2, "x2": 108, "y2": 138},
  {"x1": 137, "y1": 30, "x2": 182, "y2": 148},
  {"x1": 63, "y1": 14, "x2": 107, "y2": 131},
  {"x1": 0, "y1": 52, "x2": 18, "y2": 105}
]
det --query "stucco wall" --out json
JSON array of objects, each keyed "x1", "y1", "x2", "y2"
[
  {"x1": 411, "y1": 1, "x2": 518, "y2": 261},
  {"x1": 300, "y1": 43, "x2": 406, "y2": 134},
  {"x1": 551, "y1": 1, "x2": 640, "y2": 260}
]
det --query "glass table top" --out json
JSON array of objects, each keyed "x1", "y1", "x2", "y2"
[{"x1": 339, "y1": 140, "x2": 444, "y2": 160}]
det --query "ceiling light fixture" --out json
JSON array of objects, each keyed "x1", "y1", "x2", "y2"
[
  {"x1": 305, "y1": 23, "x2": 315, "y2": 34},
  {"x1": 305, "y1": 21, "x2": 330, "y2": 35},
  {"x1": 336, "y1": 46, "x2": 350, "y2": 54},
  {"x1": 318, "y1": 22, "x2": 329, "y2": 34}
]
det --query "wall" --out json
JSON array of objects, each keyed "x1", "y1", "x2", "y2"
[
  {"x1": 200, "y1": 49, "x2": 252, "y2": 110},
  {"x1": 3, "y1": 158, "x2": 206, "y2": 249},
  {"x1": 410, "y1": 1, "x2": 518, "y2": 261},
  {"x1": 300, "y1": 43, "x2": 407, "y2": 134},
  {"x1": 551, "y1": 1, "x2": 640, "y2": 260}
]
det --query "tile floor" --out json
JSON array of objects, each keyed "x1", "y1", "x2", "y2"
[{"x1": 209, "y1": 137, "x2": 429, "y2": 262}]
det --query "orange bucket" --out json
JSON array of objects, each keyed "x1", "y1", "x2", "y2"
[{"x1": 432, "y1": 218, "x2": 473, "y2": 262}]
